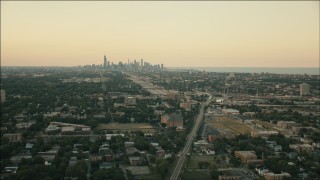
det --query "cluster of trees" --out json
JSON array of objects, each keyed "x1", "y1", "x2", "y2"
[
  {"x1": 153, "y1": 157, "x2": 174, "y2": 180},
  {"x1": 91, "y1": 167, "x2": 126, "y2": 180},
  {"x1": 254, "y1": 108, "x2": 318, "y2": 128},
  {"x1": 3, "y1": 155, "x2": 65, "y2": 180}
]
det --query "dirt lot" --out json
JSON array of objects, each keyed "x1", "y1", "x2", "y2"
[
  {"x1": 97, "y1": 123, "x2": 156, "y2": 133},
  {"x1": 206, "y1": 116, "x2": 252, "y2": 135}
]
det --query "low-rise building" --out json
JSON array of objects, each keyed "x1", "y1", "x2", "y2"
[
  {"x1": 218, "y1": 176, "x2": 241, "y2": 180},
  {"x1": 125, "y1": 96, "x2": 136, "y2": 106},
  {"x1": 3, "y1": 133, "x2": 22, "y2": 142},
  {"x1": 15, "y1": 121, "x2": 35, "y2": 130},
  {"x1": 128, "y1": 156, "x2": 142, "y2": 166},
  {"x1": 234, "y1": 151, "x2": 257, "y2": 163},
  {"x1": 251, "y1": 130, "x2": 279, "y2": 138},
  {"x1": 45, "y1": 122, "x2": 91, "y2": 135},
  {"x1": 222, "y1": 109, "x2": 240, "y2": 115},
  {"x1": 265, "y1": 172, "x2": 291, "y2": 180},
  {"x1": 289, "y1": 144, "x2": 314, "y2": 153},
  {"x1": 234, "y1": 151, "x2": 263, "y2": 165},
  {"x1": 277, "y1": 121, "x2": 297, "y2": 129}
]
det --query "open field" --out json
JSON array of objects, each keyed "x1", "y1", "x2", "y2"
[
  {"x1": 186, "y1": 155, "x2": 217, "y2": 169},
  {"x1": 180, "y1": 171, "x2": 211, "y2": 180},
  {"x1": 138, "y1": 174, "x2": 162, "y2": 180},
  {"x1": 206, "y1": 116, "x2": 252, "y2": 135},
  {"x1": 97, "y1": 123, "x2": 156, "y2": 133}
]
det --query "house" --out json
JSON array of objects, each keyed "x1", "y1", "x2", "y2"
[
  {"x1": 25, "y1": 143, "x2": 34, "y2": 149},
  {"x1": 180, "y1": 102, "x2": 191, "y2": 110},
  {"x1": 4, "y1": 167, "x2": 18, "y2": 174},
  {"x1": 156, "y1": 146, "x2": 165, "y2": 157},
  {"x1": 126, "y1": 147, "x2": 140, "y2": 155},
  {"x1": 10, "y1": 151, "x2": 32, "y2": 164},
  {"x1": 3, "y1": 134, "x2": 22, "y2": 142},
  {"x1": 125, "y1": 142, "x2": 135, "y2": 148},
  {"x1": 69, "y1": 157, "x2": 78, "y2": 167},
  {"x1": 100, "y1": 162, "x2": 113, "y2": 169},
  {"x1": 125, "y1": 97, "x2": 136, "y2": 106},
  {"x1": 128, "y1": 156, "x2": 142, "y2": 166},
  {"x1": 277, "y1": 121, "x2": 297, "y2": 129},
  {"x1": 37, "y1": 146, "x2": 59, "y2": 163},
  {"x1": 289, "y1": 144, "x2": 314, "y2": 153},
  {"x1": 15, "y1": 121, "x2": 35, "y2": 130},
  {"x1": 266, "y1": 141, "x2": 277, "y2": 148},
  {"x1": 99, "y1": 147, "x2": 110, "y2": 155},
  {"x1": 274, "y1": 145, "x2": 282, "y2": 152}
]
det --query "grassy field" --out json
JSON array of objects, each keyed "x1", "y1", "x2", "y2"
[
  {"x1": 138, "y1": 174, "x2": 162, "y2": 180},
  {"x1": 97, "y1": 123, "x2": 156, "y2": 133},
  {"x1": 207, "y1": 116, "x2": 252, "y2": 135},
  {"x1": 180, "y1": 171, "x2": 212, "y2": 180},
  {"x1": 186, "y1": 155, "x2": 217, "y2": 170}
]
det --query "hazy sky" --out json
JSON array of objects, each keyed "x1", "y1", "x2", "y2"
[{"x1": 1, "y1": 1, "x2": 319, "y2": 67}]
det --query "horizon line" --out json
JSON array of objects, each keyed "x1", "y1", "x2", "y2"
[{"x1": 1, "y1": 65, "x2": 319, "y2": 68}]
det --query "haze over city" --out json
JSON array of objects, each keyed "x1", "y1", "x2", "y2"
[
  {"x1": 1, "y1": 1, "x2": 319, "y2": 67},
  {"x1": 1, "y1": 1, "x2": 320, "y2": 180}
]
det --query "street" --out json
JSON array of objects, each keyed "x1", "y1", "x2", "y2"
[{"x1": 170, "y1": 95, "x2": 211, "y2": 180}]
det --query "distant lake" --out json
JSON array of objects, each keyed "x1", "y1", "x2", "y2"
[{"x1": 167, "y1": 67, "x2": 319, "y2": 75}]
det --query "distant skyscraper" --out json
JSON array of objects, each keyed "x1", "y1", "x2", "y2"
[
  {"x1": 141, "y1": 59, "x2": 144, "y2": 67},
  {"x1": 300, "y1": 83, "x2": 310, "y2": 96},
  {"x1": 0, "y1": 90, "x2": 6, "y2": 103},
  {"x1": 104, "y1": 55, "x2": 107, "y2": 68},
  {"x1": 161, "y1": 64, "x2": 163, "y2": 69}
]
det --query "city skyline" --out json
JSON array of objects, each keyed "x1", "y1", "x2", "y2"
[{"x1": 1, "y1": 1, "x2": 319, "y2": 67}]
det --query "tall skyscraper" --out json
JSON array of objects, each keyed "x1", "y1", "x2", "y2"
[
  {"x1": 104, "y1": 55, "x2": 107, "y2": 68},
  {"x1": 141, "y1": 59, "x2": 144, "y2": 67},
  {"x1": 300, "y1": 83, "x2": 310, "y2": 96},
  {"x1": 0, "y1": 90, "x2": 6, "y2": 103}
]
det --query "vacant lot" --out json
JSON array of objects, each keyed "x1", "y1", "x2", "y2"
[
  {"x1": 187, "y1": 154, "x2": 217, "y2": 170},
  {"x1": 98, "y1": 123, "x2": 156, "y2": 133},
  {"x1": 207, "y1": 116, "x2": 252, "y2": 135},
  {"x1": 180, "y1": 171, "x2": 211, "y2": 180}
]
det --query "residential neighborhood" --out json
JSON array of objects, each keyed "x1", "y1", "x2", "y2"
[{"x1": 1, "y1": 64, "x2": 319, "y2": 180}]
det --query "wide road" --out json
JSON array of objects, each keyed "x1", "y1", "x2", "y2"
[
  {"x1": 125, "y1": 72, "x2": 167, "y2": 96},
  {"x1": 170, "y1": 95, "x2": 212, "y2": 180}
]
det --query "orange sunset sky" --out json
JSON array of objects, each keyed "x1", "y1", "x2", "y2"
[{"x1": 1, "y1": 1, "x2": 319, "y2": 67}]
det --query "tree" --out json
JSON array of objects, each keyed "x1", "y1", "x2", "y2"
[
  {"x1": 92, "y1": 169, "x2": 108, "y2": 180},
  {"x1": 155, "y1": 158, "x2": 169, "y2": 180},
  {"x1": 66, "y1": 160, "x2": 87, "y2": 180},
  {"x1": 33, "y1": 155, "x2": 45, "y2": 165},
  {"x1": 209, "y1": 163, "x2": 219, "y2": 179}
]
